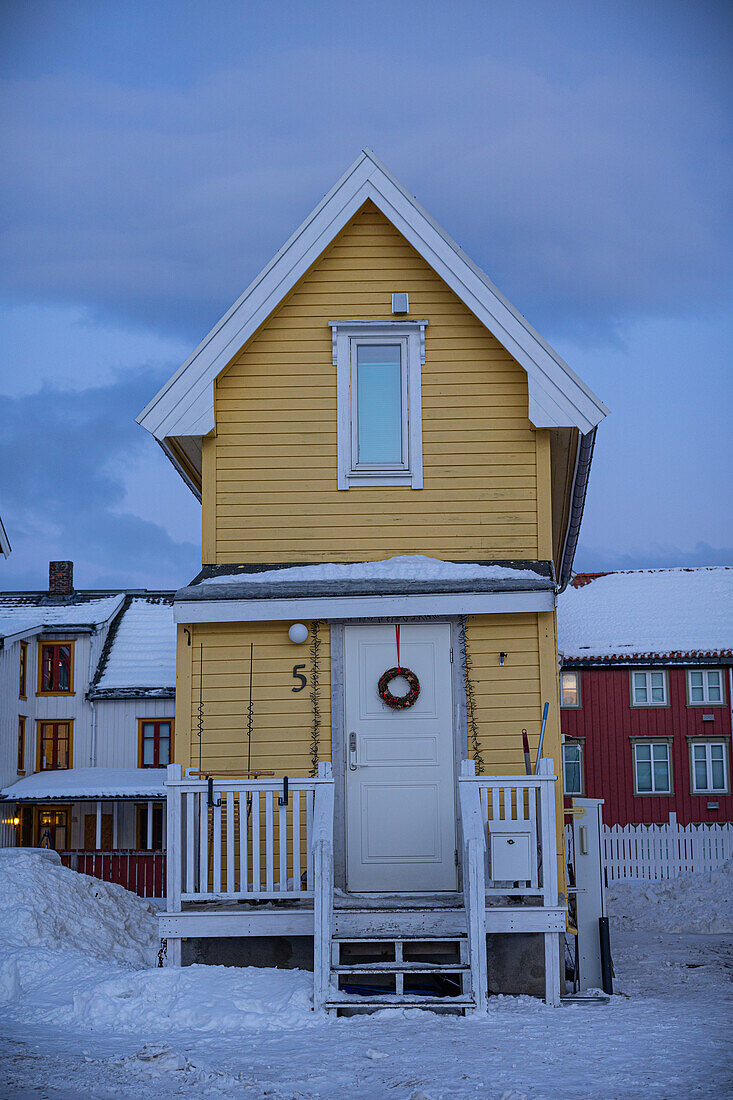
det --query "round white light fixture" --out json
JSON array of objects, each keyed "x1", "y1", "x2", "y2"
[{"x1": 288, "y1": 623, "x2": 309, "y2": 644}]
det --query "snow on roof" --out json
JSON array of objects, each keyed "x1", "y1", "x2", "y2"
[
  {"x1": 0, "y1": 593, "x2": 125, "y2": 638},
  {"x1": 94, "y1": 596, "x2": 176, "y2": 692},
  {"x1": 557, "y1": 567, "x2": 733, "y2": 660},
  {"x1": 198, "y1": 555, "x2": 536, "y2": 587},
  {"x1": 1, "y1": 767, "x2": 167, "y2": 801}
]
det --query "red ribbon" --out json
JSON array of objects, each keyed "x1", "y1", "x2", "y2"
[{"x1": 395, "y1": 624, "x2": 401, "y2": 672}]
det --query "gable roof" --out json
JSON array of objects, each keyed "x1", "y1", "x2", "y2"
[
  {"x1": 90, "y1": 593, "x2": 176, "y2": 698},
  {"x1": 138, "y1": 149, "x2": 608, "y2": 493},
  {"x1": 557, "y1": 567, "x2": 733, "y2": 662},
  {"x1": 0, "y1": 592, "x2": 126, "y2": 643}
]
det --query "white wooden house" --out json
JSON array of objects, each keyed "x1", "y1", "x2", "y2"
[{"x1": 0, "y1": 562, "x2": 175, "y2": 897}]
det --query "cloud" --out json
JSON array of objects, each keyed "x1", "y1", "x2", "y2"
[
  {"x1": 1, "y1": 38, "x2": 730, "y2": 342},
  {"x1": 574, "y1": 541, "x2": 733, "y2": 573},
  {"x1": 0, "y1": 371, "x2": 200, "y2": 590}
]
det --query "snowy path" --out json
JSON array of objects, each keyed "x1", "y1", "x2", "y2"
[{"x1": 1, "y1": 930, "x2": 731, "y2": 1099}]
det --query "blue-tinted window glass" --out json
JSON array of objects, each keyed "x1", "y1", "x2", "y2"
[{"x1": 356, "y1": 344, "x2": 402, "y2": 464}]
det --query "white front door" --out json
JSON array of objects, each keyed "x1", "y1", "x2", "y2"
[{"x1": 344, "y1": 623, "x2": 457, "y2": 892}]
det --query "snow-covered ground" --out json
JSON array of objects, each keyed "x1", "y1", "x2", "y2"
[{"x1": 1, "y1": 850, "x2": 731, "y2": 1099}]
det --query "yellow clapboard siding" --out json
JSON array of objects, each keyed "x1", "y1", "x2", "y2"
[{"x1": 209, "y1": 201, "x2": 540, "y2": 563}]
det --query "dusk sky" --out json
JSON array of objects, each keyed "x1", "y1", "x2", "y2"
[{"x1": 1, "y1": 0, "x2": 731, "y2": 591}]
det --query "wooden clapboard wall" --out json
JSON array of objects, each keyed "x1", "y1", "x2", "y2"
[{"x1": 204, "y1": 201, "x2": 548, "y2": 565}]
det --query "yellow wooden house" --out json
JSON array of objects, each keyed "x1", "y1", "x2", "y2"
[{"x1": 139, "y1": 150, "x2": 607, "y2": 1013}]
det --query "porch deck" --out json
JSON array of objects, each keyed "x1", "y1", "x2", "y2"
[{"x1": 162, "y1": 762, "x2": 564, "y2": 1010}]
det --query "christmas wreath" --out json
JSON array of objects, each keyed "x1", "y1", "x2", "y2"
[{"x1": 377, "y1": 666, "x2": 420, "y2": 710}]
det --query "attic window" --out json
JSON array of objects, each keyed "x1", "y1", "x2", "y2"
[{"x1": 330, "y1": 320, "x2": 426, "y2": 489}]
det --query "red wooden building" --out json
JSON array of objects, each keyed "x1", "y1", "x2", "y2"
[{"x1": 557, "y1": 568, "x2": 733, "y2": 826}]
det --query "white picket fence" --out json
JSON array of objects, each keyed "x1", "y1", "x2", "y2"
[{"x1": 566, "y1": 814, "x2": 733, "y2": 881}]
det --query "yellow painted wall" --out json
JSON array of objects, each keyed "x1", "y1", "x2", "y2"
[
  {"x1": 208, "y1": 201, "x2": 547, "y2": 565},
  {"x1": 176, "y1": 620, "x2": 331, "y2": 777}
]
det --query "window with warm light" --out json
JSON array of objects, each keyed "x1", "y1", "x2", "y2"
[
  {"x1": 37, "y1": 721, "x2": 72, "y2": 770},
  {"x1": 38, "y1": 641, "x2": 74, "y2": 694},
  {"x1": 561, "y1": 671, "x2": 581, "y2": 708},
  {"x1": 19, "y1": 640, "x2": 28, "y2": 698},
  {"x1": 139, "y1": 719, "x2": 173, "y2": 768}
]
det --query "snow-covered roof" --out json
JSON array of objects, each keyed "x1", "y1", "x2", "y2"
[
  {"x1": 1, "y1": 767, "x2": 167, "y2": 801},
  {"x1": 0, "y1": 594, "x2": 125, "y2": 640},
  {"x1": 0, "y1": 514, "x2": 10, "y2": 558},
  {"x1": 200, "y1": 556, "x2": 538, "y2": 587},
  {"x1": 557, "y1": 567, "x2": 733, "y2": 661},
  {"x1": 91, "y1": 596, "x2": 176, "y2": 698},
  {"x1": 137, "y1": 148, "x2": 608, "y2": 497}
]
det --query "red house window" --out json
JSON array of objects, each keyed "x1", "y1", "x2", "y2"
[
  {"x1": 38, "y1": 642, "x2": 74, "y2": 694},
  {"x1": 37, "y1": 721, "x2": 72, "y2": 771},
  {"x1": 139, "y1": 720, "x2": 173, "y2": 768}
]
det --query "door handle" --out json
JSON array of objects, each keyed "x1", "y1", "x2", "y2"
[{"x1": 348, "y1": 731, "x2": 358, "y2": 771}]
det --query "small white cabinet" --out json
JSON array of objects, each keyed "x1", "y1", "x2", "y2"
[{"x1": 489, "y1": 819, "x2": 533, "y2": 882}]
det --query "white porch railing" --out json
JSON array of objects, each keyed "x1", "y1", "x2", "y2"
[
  {"x1": 458, "y1": 758, "x2": 561, "y2": 1006},
  {"x1": 165, "y1": 763, "x2": 335, "y2": 909},
  {"x1": 460, "y1": 758, "x2": 559, "y2": 902}
]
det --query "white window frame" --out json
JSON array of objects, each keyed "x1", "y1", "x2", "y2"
[
  {"x1": 689, "y1": 740, "x2": 730, "y2": 794},
  {"x1": 631, "y1": 669, "x2": 668, "y2": 707},
  {"x1": 632, "y1": 739, "x2": 673, "y2": 795},
  {"x1": 561, "y1": 670, "x2": 581, "y2": 708},
  {"x1": 686, "y1": 668, "x2": 725, "y2": 706},
  {"x1": 330, "y1": 320, "x2": 426, "y2": 490},
  {"x1": 562, "y1": 740, "x2": 584, "y2": 795}
]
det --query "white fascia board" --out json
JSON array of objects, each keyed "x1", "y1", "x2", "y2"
[
  {"x1": 138, "y1": 149, "x2": 608, "y2": 449},
  {"x1": 174, "y1": 589, "x2": 556, "y2": 625},
  {"x1": 0, "y1": 515, "x2": 11, "y2": 558},
  {"x1": 0, "y1": 624, "x2": 43, "y2": 646}
]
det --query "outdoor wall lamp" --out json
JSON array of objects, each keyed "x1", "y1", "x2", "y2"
[
  {"x1": 499, "y1": 652, "x2": 507, "y2": 666},
  {"x1": 288, "y1": 623, "x2": 309, "y2": 644}
]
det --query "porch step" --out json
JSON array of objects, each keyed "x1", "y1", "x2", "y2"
[
  {"x1": 324, "y1": 993, "x2": 475, "y2": 1010},
  {"x1": 334, "y1": 962, "x2": 469, "y2": 974},
  {"x1": 334, "y1": 908, "x2": 468, "y2": 938}
]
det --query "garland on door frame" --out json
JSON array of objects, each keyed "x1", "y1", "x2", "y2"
[
  {"x1": 309, "y1": 620, "x2": 322, "y2": 777},
  {"x1": 461, "y1": 617, "x2": 485, "y2": 775}
]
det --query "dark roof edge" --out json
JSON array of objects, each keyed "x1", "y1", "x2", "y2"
[
  {"x1": 562, "y1": 652, "x2": 733, "y2": 668},
  {"x1": 91, "y1": 595, "x2": 132, "y2": 687},
  {"x1": 558, "y1": 428, "x2": 596, "y2": 593},
  {"x1": 88, "y1": 686, "x2": 176, "y2": 700}
]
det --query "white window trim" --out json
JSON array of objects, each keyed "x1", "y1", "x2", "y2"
[
  {"x1": 561, "y1": 670, "x2": 581, "y2": 708},
  {"x1": 631, "y1": 669, "x2": 668, "y2": 707},
  {"x1": 689, "y1": 739, "x2": 730, "y2": 794},
  {"x1": 632, "y1": 739, "x2": 673, "y2": 795},
  {"x1": 330, "y1": 320, "x2": 426, "y2": 490},
  {"x1": 686, "y1": 668, "x2": 725, "y2": 706},
  {"x1": 562, "y1": 740, "x2": 584, "y2": 795}
]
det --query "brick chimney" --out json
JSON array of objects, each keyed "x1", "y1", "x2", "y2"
[{"x1": 49, "y1": 560, "x2": 74, "y2": 596}]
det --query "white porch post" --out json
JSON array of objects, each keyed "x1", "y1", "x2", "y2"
[
  {"x1": 165, "y1": 764, "x2": 183, "y2": 967},
  {"x1": 538, "y1": 757, "x2": 561, "y2": 1006},
  {"x1": 147, "y1": 800, "x2": 153, "y2": 850},
  {"x1": 95, "y1": 801, "x2": 102, "y2": 849}
]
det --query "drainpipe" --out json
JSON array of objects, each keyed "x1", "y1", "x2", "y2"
[{"x1": 88, "y1": 630, "x2": 97, "y2": 767}]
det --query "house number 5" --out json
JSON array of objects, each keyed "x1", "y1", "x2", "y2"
[{"x1": 292, "y1": 665, "x2": 307, "y2": 692}]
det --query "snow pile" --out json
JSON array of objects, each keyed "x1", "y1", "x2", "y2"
[
  {"x1": 557, "y1": 567, "x2": 733, "y2": 659},
  {"x1": 96, "y1": 596, "x2": 176, "y2": 689},
  {"x1": 60, "y1": 964, "x2": 315, "y2": 1034},
  {"x1": 0, "y1": 849, "x2": 159, "y2": 968},
  {"x1": 201, "y1": 554, "x2": 534, "y2": 586},
  {"x1": 607, "y1": 859, "x2": 733, "y2": 934}
]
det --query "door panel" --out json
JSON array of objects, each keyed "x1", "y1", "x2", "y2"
[{"x1": 345, "y1": 623, "x2": 457, "y2": 892}]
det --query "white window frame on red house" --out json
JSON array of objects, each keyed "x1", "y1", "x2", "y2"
[
  {"x1": 632, "y1": 738, "x2": 673, "y2": 795},
  {"x1": 562, "y1": 740, "x2": 584, "y2": 795},
  {"x1": 561, "y1": 671, "x2": 581, "y2": 708},
  {"x1": 686, "y1": 669, "x2": 725, "y2": 706},
  {"x1": 689, "y1": 739, "x2": 730, "y2": 794},
  {"x1": 631, "y1": 669, "x2": 668, "y2": 707}
]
